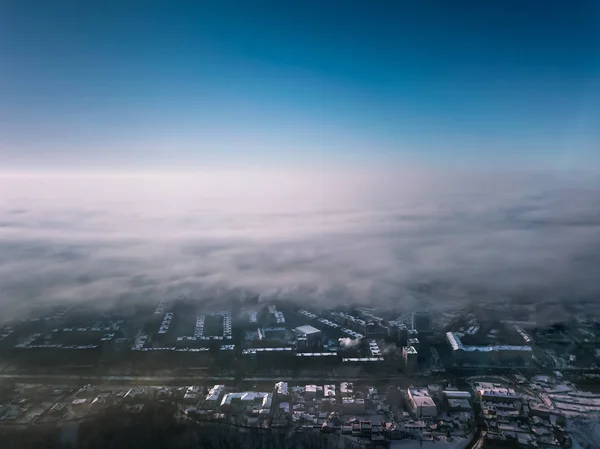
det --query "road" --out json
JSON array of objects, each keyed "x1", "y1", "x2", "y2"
[{"x1": 0, "y1": 372, "x2": 433, "y2": 386}]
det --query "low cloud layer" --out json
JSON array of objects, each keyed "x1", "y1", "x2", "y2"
[{"x1": 0, "y1": 168, "x2": 599, "y2": 319}]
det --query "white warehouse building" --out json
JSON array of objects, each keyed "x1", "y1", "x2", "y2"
[{"x1": 294, "y1": 325, "x2": 322, "y2": 346}]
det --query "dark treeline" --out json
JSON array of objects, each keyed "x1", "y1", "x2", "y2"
[{"x1": 1, "y1": 401, "x2": 341, "y2": 449}]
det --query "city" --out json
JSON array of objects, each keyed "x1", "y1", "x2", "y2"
[
  {"x1": 1, "y1": 294, "x2": 599, "y2": 448},
  {"x1": 2, "y1": 2, "x2": 600, "y2": 448}
]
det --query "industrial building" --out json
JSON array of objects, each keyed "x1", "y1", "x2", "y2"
[
  {"x1": 446, "y1": 331, "x2": 533, "y2": 367},
  {"x1": 294, "y1": 325, "x2": 322, "y2": 347},
  {"x1": 220, "y1": 391, "x2": 272, "y2": 416}
]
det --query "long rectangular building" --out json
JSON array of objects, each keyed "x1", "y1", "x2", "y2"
[{"x1": 446, "y1": 332, "x2": 532, "y2": 366}]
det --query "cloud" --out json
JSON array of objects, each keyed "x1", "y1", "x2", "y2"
[{"x1": 0, "y1": 168, "x2": 599, "y2": 320}]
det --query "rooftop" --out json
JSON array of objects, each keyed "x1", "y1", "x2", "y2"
[
  {"x1": 324, "y1": 385, "x2": 336, "y2": 398},
  {"x1": 296, "y1": 352, "x2": 337, "y2": 357},
  {"x1": 221, "y1": 392, "x2": 272, "y2": 408},
  {"x1": 446, "y1": 331, "x2": 532, "y2": 352},
  {"x1": 448, "y1": 399, "x2": 472, "y2": 409},
  {"x1": 275, "y1": 382, "x2": 288, "y2": 395},
  {"x1": 443, "y1": 390, "x2": 472, "y2": 399},
  {"x1": 295, "y1": 325, "x2": 321, "y2": 336},
  {"x1": 340, "y1": 382, "x2": 353, "y2": 393},
  {"x1": 299, "y1": 310, "x2": 317, "y2": 319},
  {"x1": 412, "y1": 396, "x2": 436, "y2": 407},
  {"x1": 342, "y1": 357, "x2": 384, "y2": 362},
  {"x1": 206, "y1": 385, "x2": 225, "y2": 402}
]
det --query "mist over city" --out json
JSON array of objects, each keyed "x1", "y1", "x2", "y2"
[
  {"x1": 1, "y1": 169, "x2": 598, "y2": 321},
  {"x1": 2, "y1": 1, "x2": 600, "y2": 448}
]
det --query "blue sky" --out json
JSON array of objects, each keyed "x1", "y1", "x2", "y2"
[{"x1": 1, "y1": 0, "x2": 599, "y2": 170}]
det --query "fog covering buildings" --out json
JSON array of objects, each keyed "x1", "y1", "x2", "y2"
[
  {"x1": 411, "y1": 311, "x2": 432, "y2": 334},
  {"x1": 3, "y1": 297, "x2": 600, "y2": 448},
  {"x1": 6, "y1": 294, "x2": 600, "y2": 389}
]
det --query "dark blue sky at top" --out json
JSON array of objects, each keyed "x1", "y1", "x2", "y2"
[{"x1": 1, "y1": 0, "x2": 599, "y2": 169}]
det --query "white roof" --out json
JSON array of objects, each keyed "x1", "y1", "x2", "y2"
[
  {"x1": 324, "y1": 385, "x2": 336, "y2": 397},
  {"x1": 296, "y1": 352, "x2": 337, "y2": 357},
  {"x1": 412, "y1": 396, "x2": 436, "y2": 407},
  {"x1": 340, "y1": 382, "x2": 354, "y2": 393},
  {"x1": 221, "y1": 392, "x2": 272, "y2": 408},
  {"x1": 275, "y1": 382, "x2": 288, "y2": 395},
  {"x1": 443, "y1": 390, "x2": 472, "y2": 399},
  {"x1": 295, "y1": 325, "x2": 321, "y2": 336},
  {"x1": 446, "y1": 331, "x2": 532, "y2": 352},
  {"x1": 342, "y1": 357, "x2": 384, "y2": 362},
  {"x1": 299, "y1": 310, "x2": 317, "y2": 318},
  {"x1": 206, "y1": 385, "x2": 225, "y2": 402}
]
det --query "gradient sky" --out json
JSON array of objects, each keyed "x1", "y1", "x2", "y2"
[{"x1": 1, "y1": 1, "x2": 599, "y2": 170}]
